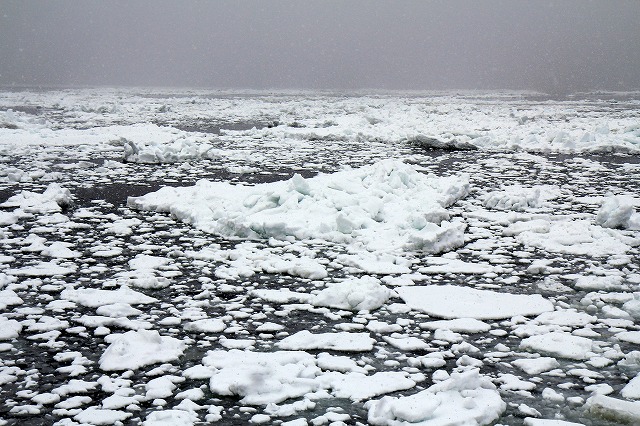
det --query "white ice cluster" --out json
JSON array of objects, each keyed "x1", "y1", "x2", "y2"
[
  {"x1": 0, "y1": 182, "x2": 72, "y2": 213},
  {"x1": 365, "y1": 369, "x2": 505, "y2": 426},
  {"x1": 596, "y1": 194, "x2": 640, "y2": 230},
  {"x1": 128, "y1": 160, "x2": 469, "y2": 253}
]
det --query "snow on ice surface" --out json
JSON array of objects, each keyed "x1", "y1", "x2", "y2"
[
  {"x1": 1, "y1": 89, "x2": 640, "y2": 425},
  {"x1": 99, "y1": 330, "x2": 186, "y2": 371},
  {"x1": 128, "y1": 159, "x2": 469, "y2": 253},
  {"x1": 366, "y1": 369, "x2": 505, "y2": 426},
  {"x1": 396, "y1": 285, "x2": 554, "y2": 319}
]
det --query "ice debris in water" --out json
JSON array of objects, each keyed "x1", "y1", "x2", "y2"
[
  {"x1": 99, "y1": 330, "x2": 186, "y2": 371},
  {"x1": 0, "y1": 182, "x2": 72, "y2": 213},
  {"x1": 596, "y1": 194, "x2": 640, "y2": 230},
  {"x1": 396, "y1": 285, "x2": 554, "y2": 319},
  {"x1": 365, "y1": 369, "x2": 505, "y2": 426},
  {"x1": 128, "y1": 159, "x2": 469, "y2": 253}
]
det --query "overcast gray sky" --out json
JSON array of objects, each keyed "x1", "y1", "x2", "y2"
[{"x1": 1, "y1": 1, "x2": 639, "y2": 92}]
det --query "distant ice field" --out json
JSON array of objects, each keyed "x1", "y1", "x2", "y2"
[{"x1": 0, "y1": 88, "x2": 639, "y2": 425}]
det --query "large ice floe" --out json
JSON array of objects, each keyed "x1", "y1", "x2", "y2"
[{"x1": 128, "y1": 159, "x2": 469, "y2": 253}]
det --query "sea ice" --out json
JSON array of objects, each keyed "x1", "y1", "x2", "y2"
[
  {"x1": 61, "y1": 286, "x2": 157, "y2": 307},
  {"x1": 128, "y1": 160, "x2": 469, "y2": 253},
  {"x1": 517, "y1": 220, "x2": 636, "y2": 256},
  {"x1": 276, "y1": 330, "x2": 375, "y2": 352},
  {"x1": 311, "y1": 276, "x2": 394, "y2": 312},
  {"x1": 99, "y1": 330, "x2": 186, "y2": 371},
  {"x1": 585, "y1": 394, "x2": 640, "y2": 423},
  {"x1": 0, "y1": 182, "x2": 72, "y2": 213},
  {"x1": 483, "y1": 186, "x2": 543, "y2": 211},
  {"x1": 203, "y1": 349, "x2": 321, "y2": 405},
  {"x1": 396, "y1": 285, "x2": 554, "y2": 319},
  {"x1": 520, "y1": 332, "x2": 594, "y2": 360},
  {"x1": 365, "y1": 369, "x2": 505, "y2": 426},
  {"x1": 596, "y1": 194, "x2": 640, "y2": 229}
]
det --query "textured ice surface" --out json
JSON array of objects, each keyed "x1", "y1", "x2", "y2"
[
  {"x1": 366, "y1": 369, "x2": 505, "y2": 426},
  {"x1": 128, "y1": 159, "x2": 469, "y2": 253},
  {"x1": 1, "y1": 89, "x2": 639, "y2": 425}
]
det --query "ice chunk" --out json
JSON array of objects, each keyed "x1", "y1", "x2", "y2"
[
  {"x1": 61, "y1": 286, "x2": 157, "y2": 307},
  {"x1": 311, "y1": 276, "x2": 394, "y2": 312},
  {"x1": 99, "y1": 330, "x2": 186, "y2": 371},
  {"x1": 524, "y1": 419, "x2": 584, "y2": 426},
  {"x1": 585, "y1": 394, "x2": 640, "y2": 423},
  {"x1": 203, "y1": 349, "x2": 320, "y2": 405},
  {"x1": 517, "y1": 220, "x2": 635, "y2": 256},
  {"x1": 396, "y1": 285, "x2": 553, "y2": 319},
  {"x1": 366, "y1": 369, "x2": 505, "y2": 426},
  {"x1": 512, "y1": 357, "x2": 560, "y2": 375},
  {"x1": 0, "y1": 317, "x2": 22, "y2": 340},
  {"x1": 277, "y1": 330, "x2": 375, "y2": 352},
  {"x1": 0, "y1": 182, "x2": 72, "y2": 213},
  {"x1": 74, "y1": 407, "x2": 132, "y2": 425},
  {"x1": 142, "y1": 409, "x2": 199, "y2": 426},
  {"x1": 331, "y1": 372, "x2": 416, "y2": 401},
  {"x1": 7, "y1": 261, "x2": 76, "y2": 276},
  {"x1": 520, "y1": 332, "x2": 593, "y2": 360},
  {"x1": 483, "y1": 186, "x2": 542, "y2": 211},
  {"x1": 128, "y1": 160, "x2": 469, "y2": 253},
  {"x1": 420, "y1": 318, "x2": 491, "y2": 333},
  {"x1": 621, "y1": 374, "x2": 640, "y2": 399},
  {"x1": 596, "y1": 194, "x2": 638, "y2": 229}
]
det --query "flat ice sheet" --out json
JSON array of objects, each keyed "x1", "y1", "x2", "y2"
[{"x1": 396, "y1": 285, "x2": 554, "y2": 319}]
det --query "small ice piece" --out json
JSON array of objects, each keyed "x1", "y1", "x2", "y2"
[
  {"x1": 95, "y1": 303, "x2": 143, "y2": 318},
  {"x1": 7, "y1": 261, "x2": 76, "y2": 276},
  {"x1": 73, "y1": 407, "x2": 132, "y2": 425},
  {"x1": 61, "y1": 286, "x2": 157, "y2": 308},
  {"x1": 277, "y1": 330, "x2": 375, "y2": 352},
  {"x1": 520, "y1": 332, "x2": 593, "y2": 360},
  {"x1": 331, "y1": 372, "x2": 416, "y2": 401},
  {"x1": 533, "y1": 310, "x2": 597, "y2": 327},
  {"x1": 420, "y1": 318, "x2": 491, "y2": 333},
  {"x1": 383, "y1": 335, "x2": 429, "y2": 351},
  {"x1": 41, "y1": 241, "x2": 81, "y2": 259},
  {"x1": 524, "y1": 419, "x2": 584, "y2": 426},
  {"x1": 512, "y1": 357, "x2": 560, "y2": 375},
  {"x1": 615, "y1": 331, "x2": 640, "y2": 344},
  {"x1": 517, "y1": 220, "x2": 633, "y2": 256},
  {"x1": 0, "y1": 182, "x2": 72, "y2": 213},
  {"x1": 99, "y1": 330, "x2": 186, "y2": 371},
  {"x1": 622, "y1": 374, "x2": 640, "y2": 399},
  {"x1": 142, "y1": 409, "x2": 199, "y2": 426},
  {"x1": 336, "y1": 252, "x2": 411, "y2": 274},
  {"x1": 311, "y1": 276, "x2": 394, "y2": 312},
  {"x1": 203, "y1": 349, "x2": 320, "y2": 405},
  {"x1": 316, "y1": 353, "x2": 367, "y2": 374},
  {"x1": 365, "y1": 368, "x2": 505, "y2": 426},
  {"x1": 596, "y1": 194, "x2": 637, "y2": 229},
  {"x1": 184, "y1": 318, "x2": 226, "y2": 333},
  {"x1": 0, "y1": 317, "x2": 22, "y2": 340},
  {"x1": 483, "y1": 186, "x2": 542, "y2": 211},
  {"x1": 251, "y1": 289, "x2": 312, "y2": 304},
  {"x1": 585, "y1": 394, "x2": 640, "y2": 423},
  {"x1": 418, "y1": 257, "x2": 496, "y2": 275},
  {"x1": 0, "y1": 289, "x2": 24, "y2": 310},
  {"x1": 396, "y1": 285, "x2": 553, "y2": 319},
  {"x1": 575, "y1": 275, "x2": 625, "y2": 291}
]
